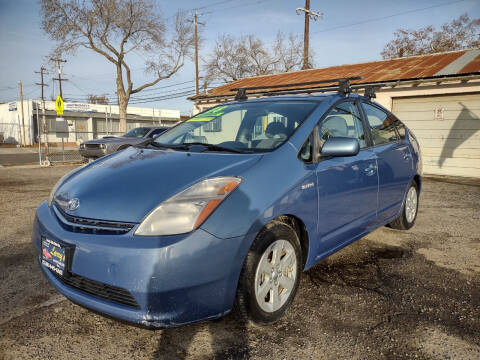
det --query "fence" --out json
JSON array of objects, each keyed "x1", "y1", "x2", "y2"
[{"x1": 1, "y1": 107, "x2": 178, "y2": 165}]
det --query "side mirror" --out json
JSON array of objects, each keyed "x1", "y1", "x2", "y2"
[{"x1": 320, "y1": 137, "x2": 360, "y2": 157}]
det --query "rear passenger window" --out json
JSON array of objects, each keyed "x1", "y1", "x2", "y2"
[
  {"x1": 363, "y1": 103, "x2": 398, "y2": 145},
  {"x1": 319, "y1": 101, "x2": 367, "y2": 148},
  {"x1": 393, "y1": 118, "x2": 406, "y2": 139}
]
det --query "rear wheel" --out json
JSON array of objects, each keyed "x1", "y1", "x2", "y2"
[
  {"x1": 389, "y1": 181, "x2": 419, "y2": 230},
  {"x1": 236, "y1": 221, "x2": 302, "y2": 324}
]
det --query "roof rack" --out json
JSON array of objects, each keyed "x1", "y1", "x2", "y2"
[
  {"x1": 362, "y1": 84, "x2": 386, "y2": 100},
  {"x1": 231, "y1": 76, "x2": 386, "y2": 100}
]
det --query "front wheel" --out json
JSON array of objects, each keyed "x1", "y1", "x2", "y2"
[
  {"x1": 389, "y1": 181, "x2": 419, "y2": 230},
  {"x1": 235, "y1": 221, "x2": 302, "y2": 325}
]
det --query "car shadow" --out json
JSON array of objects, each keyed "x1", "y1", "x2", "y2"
[
  {"x1": 153, "y1": 314, "x2": 250, "y2": 360},
  {"x1": 438, "y1": 102, "x2": 478, "y2": 168}
]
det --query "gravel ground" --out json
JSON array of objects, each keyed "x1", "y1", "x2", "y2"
[{"x1": 0, "y1": 165, "x2": 479, "y2": 360}]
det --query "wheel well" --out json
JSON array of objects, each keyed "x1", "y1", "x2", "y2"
[
  {"x1": 274, "y1": 215, "x2": 309, "y2": 268},
  {"x1": 413, "y1": 174, "x2": 421, "y2": 193}
]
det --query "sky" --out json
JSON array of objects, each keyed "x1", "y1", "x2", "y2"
[{"x1": 0, "y1": 0, "x2": 479, "y2": 115}]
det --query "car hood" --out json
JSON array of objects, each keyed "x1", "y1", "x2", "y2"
[{"x1": 54, "y1": 147, "x2": 262, "y2": 223}]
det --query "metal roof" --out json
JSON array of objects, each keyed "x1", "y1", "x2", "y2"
[{"x1": 192, "y1": 49, "x2": 480, "y2": 101}]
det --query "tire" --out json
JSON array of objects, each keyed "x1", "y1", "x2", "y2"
[
  {"x1": 235, "y1": 220, "x2": 302, "y2": 325},
  {"x1": 389, "y1": 181, "x2": 419, "y2": 230}
]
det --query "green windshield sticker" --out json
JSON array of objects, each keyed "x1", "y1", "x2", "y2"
[
  {"x1": 188, "y1": 117, "x2": 215, "y2": 122},
  {"x1": 188, "y1": 105, "x2": 228, "y2": 122},
  {"x1": 203, "y1": 105, "x2": 227, "y2": 117}
]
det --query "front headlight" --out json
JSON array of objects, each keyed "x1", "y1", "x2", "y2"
[
  {"x1": 79, "y1": 143, "x2": 85, "y2": 149},
  {"x1": 99, "y1": 143, "x2": 106, "y2": 149},
  {"x1": 135, "y1": 177, "x2": 242, "y2": 236}
]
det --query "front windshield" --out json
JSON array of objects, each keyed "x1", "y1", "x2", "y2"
[
  {"x1": 154, "y1": 101, "x2": 319, "y2": 153},
  {"x1": 123, "y1": 127, "x2": 150, "y2": 138}
]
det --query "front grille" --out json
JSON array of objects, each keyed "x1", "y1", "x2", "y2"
[
  {"x1": 53, "y1": 204, "x2": 135, "y2": 235},
  {"x1": 55, "y1": 272, "x2": 140, "y2": 308},
  {"x1": 85, "y1": 144, "x2": 101, "y2": 149}
]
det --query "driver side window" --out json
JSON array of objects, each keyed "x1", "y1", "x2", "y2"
[{"x1": 318, "y1": 101, "x2": 367, "y2": 148}]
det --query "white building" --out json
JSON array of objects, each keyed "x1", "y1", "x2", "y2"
[{"x1": 0, "y1": 100, "x2": 181, "y2": 146}]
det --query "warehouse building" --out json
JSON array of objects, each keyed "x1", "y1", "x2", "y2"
[
  {"x1": 190, "y1": 49, "x2": 480, "y2": 178},
  {"x1": 0, "y1": 100, "x2": 181, "y2": 146}
]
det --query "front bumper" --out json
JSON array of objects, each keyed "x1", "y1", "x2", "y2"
[
  {"x1": 32, "y1": 201, "x2": 248, "y2": 328},
  {"x1": 79, "y1": 148, "x2": 107, "y2": 159}
]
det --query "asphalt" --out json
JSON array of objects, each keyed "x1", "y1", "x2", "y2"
[
  {"x1": 0, "y1": 147, "x2": 83, "y2": 166},
  {"x1": 0, "y1": 166, "x2": 479, "y2": 360},
  {"x1": 0, "y1": 148, "x2": 40, "y2": 165}
]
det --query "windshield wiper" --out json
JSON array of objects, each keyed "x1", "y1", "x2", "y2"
[
  {"x1": 146, "y1": 141, "x2": 188, "y2": 150},
  {"x1": 182, "y1": 142, "x2": 247, "y2": 153}
]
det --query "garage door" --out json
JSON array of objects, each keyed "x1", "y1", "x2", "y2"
[{"x1": 392, "y1": 93, "x2": 480, "y2": 178}]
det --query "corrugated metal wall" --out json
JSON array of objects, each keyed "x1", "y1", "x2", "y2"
[{"x1": 392, "y1": 93, "x2": 480, "y2": 178}]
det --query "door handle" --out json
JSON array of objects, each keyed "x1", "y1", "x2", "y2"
[{"x1": 364, "y1": 163, "x2": 377, "y2": 176}]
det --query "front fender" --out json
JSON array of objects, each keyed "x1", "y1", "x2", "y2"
[{"x1": 200, "y1": 143, "x2": 318, "y2": 268}]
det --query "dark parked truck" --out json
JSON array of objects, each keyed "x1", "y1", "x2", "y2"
[
  {"x1": 33, "y1": 78, "x2": 422, "y2": 328},
  {"x1": 79, "y1": 126, "x2": 168, "y2": 160}
]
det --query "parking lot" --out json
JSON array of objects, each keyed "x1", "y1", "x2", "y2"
[{"x1": 0, "y1": 165, "x2": 479, "y2": 360}]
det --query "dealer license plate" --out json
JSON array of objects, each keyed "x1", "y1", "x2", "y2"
[{"x1": 41, "y1": 237, "x2": 68, "y2": 276}]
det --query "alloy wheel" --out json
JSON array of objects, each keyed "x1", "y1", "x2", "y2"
[
  {"x1": 405, "y1": 186, "x2": 418, "y2": 223},
  {"x1": 254, "y1": 239, "x2": 298, "y2": 313}
]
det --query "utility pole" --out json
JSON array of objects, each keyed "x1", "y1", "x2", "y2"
[
  {"x1": 18, "y1": 81, "x2": 27, "y2": 147},
  {"x1": 37, "y1": 67, "x2": 50, "y2": 162},
  {"x1": 35, "y1": 67, "x2": 49, "y2": 102},
  {"x1": 296, "y1": 1, "x2": 323, "y2": 70},
  {"x1": 187, "y1": 12, "x2": 205, "y2": 96},
  {"x1": 302, "y1": 0, "x2": 310, "y2": 70},
  {"x1": 51, "y1": 58, "x2": 67, "y2": 98},
  {"x1": 35, "y1": 67, "x2": 49, "y2": 159}
]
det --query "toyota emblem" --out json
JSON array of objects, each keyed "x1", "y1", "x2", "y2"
[{"x1": 67, "y1": 198, "x2": 80, "y2": 211}]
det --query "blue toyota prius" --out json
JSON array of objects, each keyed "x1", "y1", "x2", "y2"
[{"x1": 32, "y1": 80, "x2": 422, "y2": 328}]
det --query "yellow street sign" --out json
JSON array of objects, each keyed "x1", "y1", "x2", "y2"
[{"x1": 55, "y1": 95, "x2": 64, "y2": 115}]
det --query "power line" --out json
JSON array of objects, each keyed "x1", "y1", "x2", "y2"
[
  {"x1": 311, "y1": 0, "x2": 467, "y2": 35},
  {"x1": 62, "y1": 80, "x2": 225, "y2": 101},
  {"x1": 205, "y1": 0, "x2": 270, "y2": 15},
  {"x1": 63, "y1": 78, "x2": 211, "y2": 97},
  {"x1": 194, "y1": 0, "x2": 237, "y2": 10},
  {"x1": 0, "y1": 83, "x2": 36, "y2": 93}
]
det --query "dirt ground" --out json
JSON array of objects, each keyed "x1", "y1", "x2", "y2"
[{"x1": 0, "y1": 165, "x2": 479, "y2": 360}]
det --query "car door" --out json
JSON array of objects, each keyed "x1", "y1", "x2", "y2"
[
  {"x1": 361, "y1": 102, "x2": 413, "y2": 223},
  {"x1": 314, "y1": 100, "x2": 379, "y2": 260}
]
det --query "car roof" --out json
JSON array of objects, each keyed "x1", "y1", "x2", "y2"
[{"x1": 221, "y1": 92, "x2": 370, "y2": 106}]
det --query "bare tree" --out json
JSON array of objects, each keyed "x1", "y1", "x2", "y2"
[
  {"x1": 382, "y1": 14, "x2": 480, "y2": 59},
  {"x1": 203, "y1": 32, "x2": 313, "y2": 86},
  {"x1": 40, "y1": 0, "x2": 193, "y2": 131}
]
